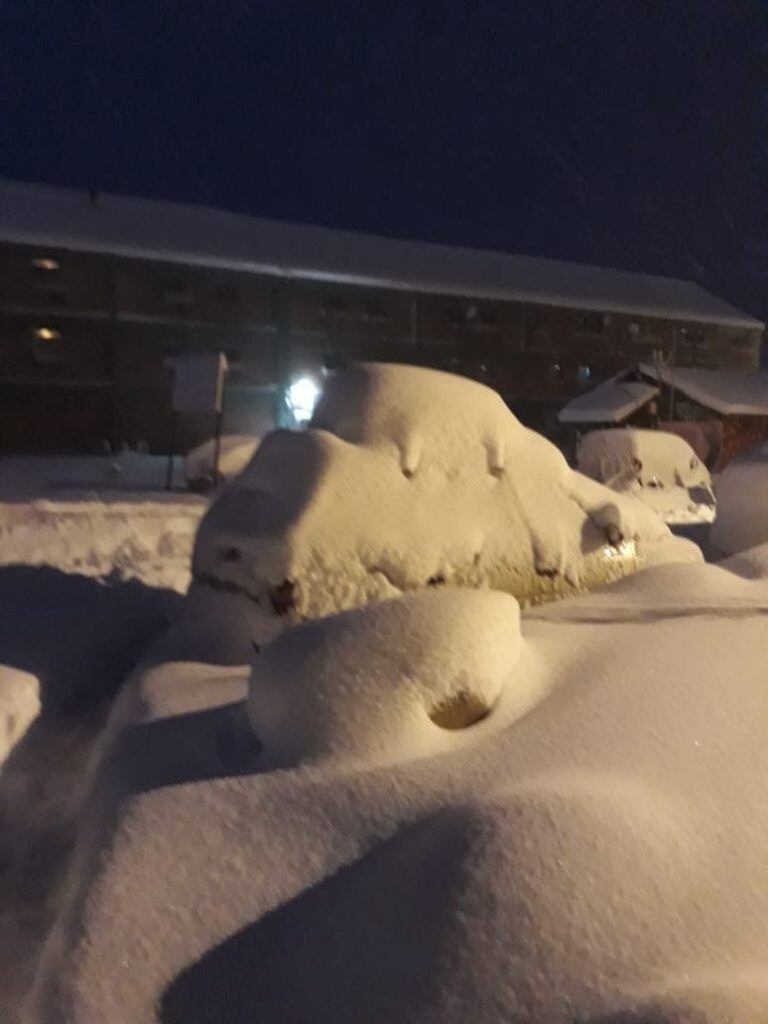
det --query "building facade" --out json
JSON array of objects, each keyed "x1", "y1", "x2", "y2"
[{"x1": 0, "y1": 180, "x2": 762, "y2": 454}]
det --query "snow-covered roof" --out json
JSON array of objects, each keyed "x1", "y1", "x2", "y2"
[
  {"x1": 639, "y1": 363, "x2": 768, "y2": 416},
  {"x1": 0, "y1": 178, "x2": 762, "y2": 328},
  {"x1": 558, "y1": 379, "x2": 659, "y2": 424}
]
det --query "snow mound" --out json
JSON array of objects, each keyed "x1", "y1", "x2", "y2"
[
  {"x1": 710, "y1": 441, "x2": 768, "y2": 557},
  {"x1": 192, "y1": 365, "x2": 699, "y2": 645},
  {"x1": 248, "y1": 589, "x2": 525, "y2": 767},
  {"x1": 0, "y1": 498, "x2": 205, "y2": 591},
  {"x1": 27, "y1": 553, "x2": 768, "y2": 1023},
  {"x1": 184, "y1": 436, "x2": 260, "y2": 491},
  {"x1": 0, "y1": 666, "x2": 40, "y2": 763},
  {"x1": 577, "y1": 428, "x2": 716, "y2": 525}
]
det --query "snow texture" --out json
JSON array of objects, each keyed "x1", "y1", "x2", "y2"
[
  {"x1": 0, "y1": 455, "x2": 206, "y2": 590},
  {"x1": 26, "y1": 549, "x2": 768, "y2": 1024},
  {"x1": 248, "y1": 588, "x2": 527, "y2": 768},
  {"x1": 640, "y1": 362, "x2": 768, "y2": 416},
  {"x1": 0, "y1": 177, "x2": 761, "y2": 328},
  {"x1": 192, "y1": 364, "x2": 700, "y2": 647},
  {"x1": 558, "y1": 378, "x2": 659, "y2": 424},
  {"x1": 577, "y1": 427, "x2": 716, "y2": 525},
  {"x1": 710, "y1": 440, "x2": 768, "y2": 557},
  {"x1": 0, "y1": 498, "x2": 204, "y2": 592},
  {"x1": 0, "y1": 666, "x2": 39, "y2": 763}
]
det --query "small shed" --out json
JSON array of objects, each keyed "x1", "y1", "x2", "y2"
[
  {"x1": 637, "y1": 363, "x2": 768, "y2": 470},
  {"x1": 559, "y1": 377, "x2": 660, "y2": 429},
  {"x1": 558, "y1": 376, "x2": 659, "y2": 460}
]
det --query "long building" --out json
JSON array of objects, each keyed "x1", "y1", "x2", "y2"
[{"x1": 0, "y1": 178, "x2": 762, "y2": 453}]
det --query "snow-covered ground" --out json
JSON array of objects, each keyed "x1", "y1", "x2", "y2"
[
  {"x1": 0, "y1": 456, "x2": 208, "y2": 1022},
  {"x1": 3, "y1": 365, "x2": 768, "y2": 1023},
  {"x1": 0, "y1": 455, "x2": 206, "y2": 591}
]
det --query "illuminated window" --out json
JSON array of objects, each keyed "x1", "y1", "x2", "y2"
[
  {"x1": 31, "y1": 257, "x2": 59, "y2": 272},
  {"x1": 34, "y1": 326, "x2": 62, "y2": 342},
  {"x1": 31, "y1": 326, "x2": 63, "y2": 364}
]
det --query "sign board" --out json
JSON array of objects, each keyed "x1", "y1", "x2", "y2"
[{"x1": 169, "y1": 353, "x2": 228, "y2": 414}]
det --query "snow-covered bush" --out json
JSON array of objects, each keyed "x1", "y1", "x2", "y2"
[
  {"x1": 191, "y1": 364, "x2": 699, "y2": 644},
  {"x1": 577, "y1": 427, "x2": 715, "y2": 525},
  {"x1": 710, "y1": 439, "x2": 768, "y2": 556}
]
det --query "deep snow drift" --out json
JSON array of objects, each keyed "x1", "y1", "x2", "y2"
[
  {"x1": 192, "y1": 364, "x2": 699, "y2": 648},
  {"x1": 27, "y1": 553, "x2": 768, "y2": 1024},
  {"x1": 13, "y1": 365, "x2": 766, "y2": 1024}
]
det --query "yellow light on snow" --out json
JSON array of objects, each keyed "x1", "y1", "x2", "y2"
[{"x1": 32, "y1": 257, "x2": 60, "y2": 271}]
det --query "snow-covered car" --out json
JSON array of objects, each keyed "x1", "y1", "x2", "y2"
[
  {"x1": 577, "y1": 428, "x2": 716, "y2": 525},
  {"x1": 710, "y1": 438, "x2": 768, "y2": 557},
  {"x1": 184, "y1": 435, "x2": 260, "y2": 491},
  {"x1": 188, "y1": 365, "x2": 699, "y2": 652}
]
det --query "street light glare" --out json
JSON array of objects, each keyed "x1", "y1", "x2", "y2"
[{"x1": 287, "y1": 377, "x2": 320, "y2": 423}]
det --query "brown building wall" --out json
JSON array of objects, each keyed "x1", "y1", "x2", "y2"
[{"x1": 0, "y1": 240, "x2": 762, "y2": 453}]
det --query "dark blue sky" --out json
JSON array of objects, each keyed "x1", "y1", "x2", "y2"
[{"x1": 0, "y1": 1, "x2": 764, "y2": 315}]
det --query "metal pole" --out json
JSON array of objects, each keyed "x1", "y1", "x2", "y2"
[
  {"x1": 166, "y1": 412, "x2": 177, "y2": 491},
  {"x1": 212, "y1": 402, "x2": 224, "y2": 481}
]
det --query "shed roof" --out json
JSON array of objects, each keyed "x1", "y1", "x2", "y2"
[
  {"x1": 559, "y1": 379, "x2": 659, "y2": 424},
  {"x1": 639, "y1": 363, "x2": 768, "y2": 416},
  {"x1": 0, "y1": 178, "x2": 762, "y2": 329}
]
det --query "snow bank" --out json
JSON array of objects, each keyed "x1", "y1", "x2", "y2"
[
  {"x1": 192, "y1": 364, "x2": 699, "y2": 645},
  {"x1": 28, "y1": 550, "x2": 768, "y2": 1023},
  {"x1": 0, "y1": 498, "x2": 205, "y2": 591},
  {"x1": 0, "y1": 666, "x2": 40, "y2": 763},
  {"x1": 710, "y1": 440, "x2": 768, "y2": 557},
  {"x1": 577, "y1": 427, "x2": 716, "y2": 524},
  {"x1": 184, "y1": 436, "x2": 260, "y2": 490},
  {"x1": 248, "y1": 588, "x2": 526, "y2": 767}
]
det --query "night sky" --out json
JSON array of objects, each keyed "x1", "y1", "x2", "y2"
[{"x1": 0, "y1": 1, "x2": 764, "y2": 317}]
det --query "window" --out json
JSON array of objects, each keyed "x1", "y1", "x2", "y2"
[
  {"x1": 549, "y1": 362, "x2": 564, "y2": 380},
  {"x1": 474, "y1": 305, "x2": 500, "y2": 332},
  {"x1": 573, "y1": 311, "x2": 604, "y2": 334},
  {"x1": 731, "y1": 334, "x2": 754, "y2": 351},
  {"x1": 321, "y1": 294, "x2": 350, "y2": 319},
  {"x1": 32, "y1": 256, "x2": 67, "y2": 304},
  {"x1": 214, "y1": 283, "x2": 239, "y2": 306},
  {"x1": 577, "y1": 365, "x2": 591, "y2": 382},
  {"x1": 31, "y1": 325, "x2": 63, "y2": 364},
  {"x1": 447, "y1": 302, "x2": 499, "y2": 331},
  {"x1": 31, "y1": 257, "x2": 60, "y2": 273},
  {"x1": 159, "y1": 273, "x2": 193, "y2": 307},
  {"x1": 364, "y1": 299, "x2": 390, "y2": 324}
]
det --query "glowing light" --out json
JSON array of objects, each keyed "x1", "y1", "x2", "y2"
[
  {"x1": 34, "y1": 327, "x2": 61, "y2": 342},
  {"x1": 286, "y1": 377, "x2": 320, "y2": 423},
  {"x1": 32, "y1": 257, "x2": 59, "y2": 271}
]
